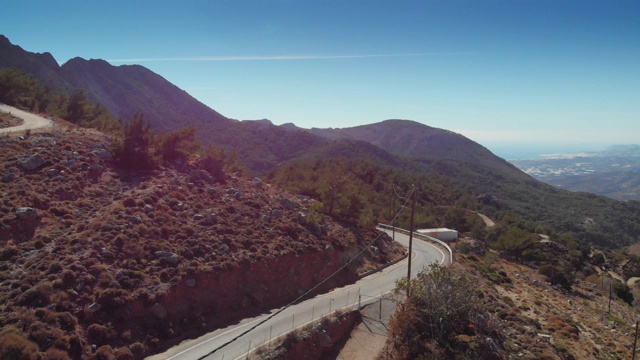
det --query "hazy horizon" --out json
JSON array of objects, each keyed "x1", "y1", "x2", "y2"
[{"x1": 484, "y1": 142, "x2": 612, "y2": 161}]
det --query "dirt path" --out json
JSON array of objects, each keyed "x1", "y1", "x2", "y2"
[
  {"x1": 476, "y1": 212, "x2": 495, "y2": 227},
  {"x1": 0, "y1": 103, "x2": 53, "y2": 134},
  {"x1": 329, "y1": 298, "x2": 397, "y2": 359}
]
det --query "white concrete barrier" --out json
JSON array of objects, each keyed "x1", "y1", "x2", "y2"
[{"x1": 377, "y1": 223, "x2": 454, "y2": 264}]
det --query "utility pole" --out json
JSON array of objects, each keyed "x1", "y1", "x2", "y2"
[
  {"x1": 407, "y1": 185, "x2": 416, "y2": 298},
  {"x1": 392, "y1": 194, "x2": 395, "y2": 242},
  {"x1": 633, "y1": 321, "x2": 639, "y2": 360}
]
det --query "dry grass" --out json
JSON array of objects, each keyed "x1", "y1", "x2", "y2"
[
  {"x1": 0, "y1": 130, "x2": 405, "y2": 359},
  {"x1": 458, "y1": 253, "x2": 640, "y2": 360}
]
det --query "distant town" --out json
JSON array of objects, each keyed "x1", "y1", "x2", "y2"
[{"x1": 510, "y1": 145, "x2": 640, "y2": 201}]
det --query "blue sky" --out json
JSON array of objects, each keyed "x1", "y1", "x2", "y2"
[{"x1": 2, "y1": 0, "x2": 639, "y2": 157}]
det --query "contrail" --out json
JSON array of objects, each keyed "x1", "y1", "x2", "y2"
[{"x1": 107, "y1": 53, "x2": 467, "y2": 63}]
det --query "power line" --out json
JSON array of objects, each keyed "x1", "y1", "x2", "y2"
[{"x1": 196, "y1": 189, "x2": 415, "y2": 359}]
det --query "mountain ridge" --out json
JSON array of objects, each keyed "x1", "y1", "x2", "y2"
[{"x1": 4, "y1": 34, "x2": 640, "y2": 249}]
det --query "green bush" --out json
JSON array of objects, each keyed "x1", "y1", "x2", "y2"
[
  {"x1": 539, "y1": 264, "x2": 573, "y2": 290},
  {"x1": 159, "y1": 127, "x2": 199, "y2": 162},
  {"x1": 612, "y1": 282, "x2": 634, "y2": 306},
  {"x1": 110, "y1": 113, "x2": 158, "y2": 170}
]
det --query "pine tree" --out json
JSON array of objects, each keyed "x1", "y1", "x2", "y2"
[{"x1": 110, "y1": 113, "x2": 157, "y2": 169}]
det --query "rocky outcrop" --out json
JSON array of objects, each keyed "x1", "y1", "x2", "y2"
[
  {"x1": 18, "y1": 154, "x2": 45, "y2": 171},
  {"x1": 112, "y1": 244, "x2": 372, "y2": 342},
  {"x1": 0, "y1": 207, "x2": 41, "y2": 242},
  {"x1": 265, "y1": 311, "x2": 361, "y2": 360}
]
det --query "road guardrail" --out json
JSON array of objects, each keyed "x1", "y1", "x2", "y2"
[{"x1": 377, "y1": 223, "x2": 454, "y2": 264}]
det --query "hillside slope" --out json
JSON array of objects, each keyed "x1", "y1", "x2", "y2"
[
  {"x1": 301, "y1": 119, "x2": 530, "y2": 182},
  {"x1": 0, "y1": 129, "x2": 404, "y2": 359},
  {"x1": 60, "y1": 58, "x2": 231, "y2": 132},
  {"x1": 282, "y1": 122, "x2": 640, "y2": 248}
]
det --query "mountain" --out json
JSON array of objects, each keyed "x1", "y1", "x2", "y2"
[
  {"x1": 307, "y1": 119, "x2": 494, "y2": 160},
  {"x1": 0, "y1": 35, "x2": 229, "y2": 132},
  {"x1": 282, "y1": 122, "x2": 640, "y2": 248},
  {"x1": 3, "y1": 34, "x2": 640, "y2": 249},
  {"x1": 0, "y1": 35, "x2": 327, "y2": 173},
  {"x1": 0, "y1": 35, "x2": 71, "y2": 93},
  {"x1": 60, "y1": 57, "x2": 231, "y2": 131},
  {"x1": 300, "y1": 119, "x2": 530, "y2": 182}
]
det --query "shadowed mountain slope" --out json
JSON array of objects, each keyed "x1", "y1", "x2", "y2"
[
  {"x1": 0, "y1": 35, "x2": 72, "y2": 93},
  {"x1": 60, "y1": 57, "x2": 231, "y2": 131}
]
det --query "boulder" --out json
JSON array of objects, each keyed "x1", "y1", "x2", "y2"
[
  {"x1": 87, "y1": 164, "x2": 103, "y2": 175},
  {"x1": 131, "y1": 215, "x2": 143, "y2": 224},
  {"x1": 2, "y1": 172, "x2": 18, "y2": 183},
  {"x1": 15, "y1": 207, "x2": 38, "y2": 220},
  {"x1": 297, "y1": 212, "x2": 306, "y2": 224},
  {"x1": 66, "y1": 159, "x2": 78, "y2": 171},
  {"x1": 190, "y1": 169, "x2": 213, "y2": 183},
  {"x1": 171, "y1": 202, "x2": 185, "y2": 211},
  {"x1": 278, "y1": 196, "x2": 299, "y2": 210},
  {"x1": 19, "y1": 154, "x2": 45, "y2": 171},
  {"x1": 92, "y1": 149, "x2": 113, "y2": 161},
  {"x1": 270, "y1": 209, "x2": 283, "y2": 219},
  {"x1": 193, "y1": 214, "x2": 205, "y2": 221},
  {"x1": 202, "y1": 213, "x2": 217, "y2": 226},
  {"x1": 155, "y1": 251, "x2": 180, "y2": 266}
]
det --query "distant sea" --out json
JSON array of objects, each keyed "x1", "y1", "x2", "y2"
[{"x1": 486, "y1": 143, "x2": 609, "y2": 161}]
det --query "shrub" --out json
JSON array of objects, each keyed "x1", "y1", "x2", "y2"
[
  {"x1": 61, "y1": 269, "x2": 76, "y2": 288},
  {"x1": 197, "y1": 146, "x2": 226, "y2": 183},
  {"x1": 87, "y1": 323, "x2": 111, "y2": 346},
  {"x1": 612, "y1": 282, "x2": 634, "y2": 306},
  {"x1": 158, "y1": 127, "x2": 198, "y2": 162},
  {"x1": 96, "y1": 288, "x2": 127, "y2": 309},
  {"x1": 16, "y1": 284, "x2": 52, "y2": 307},
  {"x1": 61, "y1": 335, "x2": 84, "y2": 359},
  {"x1": 110, "y1": 113, "x2": 157, "y2": 170},
  {"x1": 0, "y1": 244, "x2": 19, "y2": 261},
  {"x1": 56, "y1": 312, "x2": 78, "y2": 332},
  {"x1": 392, "y1": 263, "x2": 485, "y2": 348},
  {"x1": 44, "y1": 347, "x2": 72, "y2": 360},
  {"x1": 0, "y1": 332, "x2": 39, "y2": 360},
  {"x1": 114, "y1": 347, "x2": 134, "y2": 360},
  {"x1": 91, "y1": 345, "x2": 115, "y2": 360},
  {"x1": 129, "y1": 342, "x2": 145, "y2": 359},
  {"x1": 28, "y1": 320, "x2": 63, "y2": 351},
  {"x1": 539, "y1": 264, "x2": 573, "y2": 290}
]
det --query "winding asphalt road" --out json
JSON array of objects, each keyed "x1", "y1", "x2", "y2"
[
  {"x1": 0, "y1": 103, "x2": 53, "y2": 134},
  {"x1": 147, "y1": 227, "x2": 448, "y2": 360}
]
